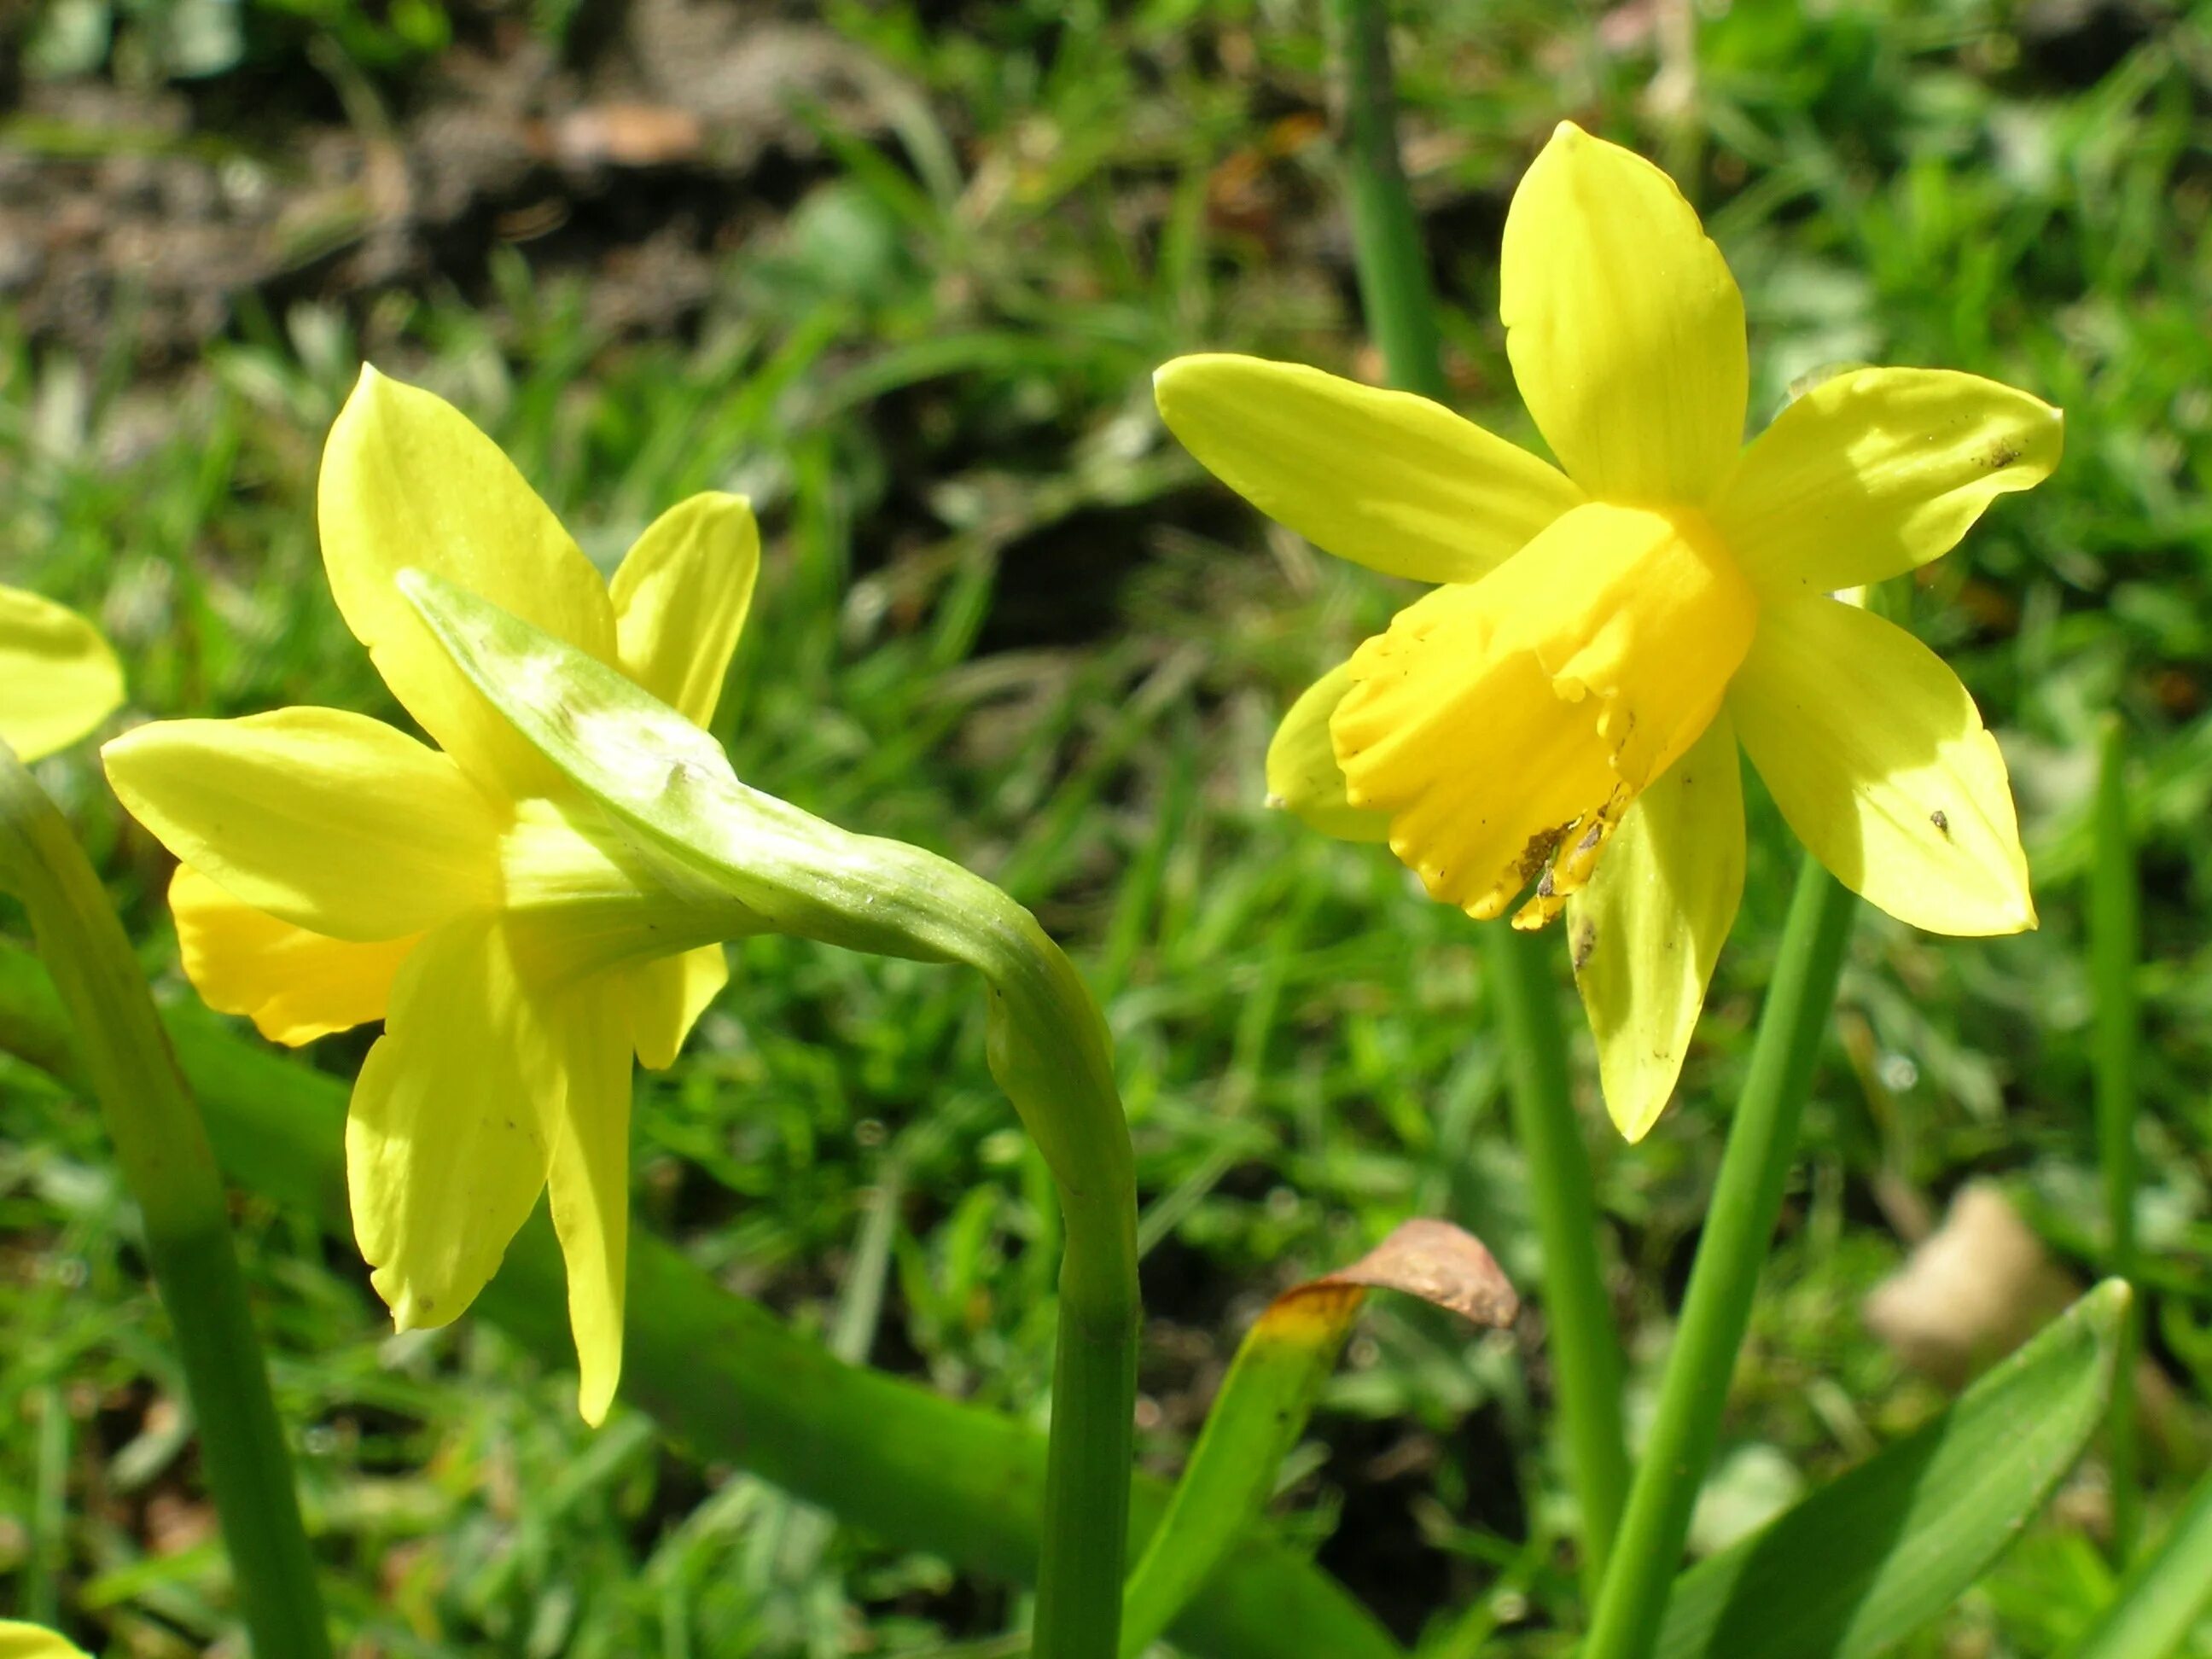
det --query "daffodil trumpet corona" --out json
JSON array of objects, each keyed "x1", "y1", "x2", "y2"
[
  {"x1": 1157, "y1": 121, "x2": 2060, "y2": 1141},
  {"x1": 103, "y1": 367, "x2": 770, "y2": 1425}
]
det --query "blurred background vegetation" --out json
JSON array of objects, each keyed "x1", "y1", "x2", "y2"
[{"x1": 3, "y1": 0, "x2": 2209, "y2": 1652}]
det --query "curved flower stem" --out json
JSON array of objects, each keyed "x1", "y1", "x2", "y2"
[
  {"x1": 639, "y1": 823, "x2": 1141, "y2": 1658},
  {"x1": 621, "y1": 794, "x2": 1139, "y2": 1656},
  {"x1": 400, "y1": 570, "x2": 1138, "y2": 1659},
  {"x1": 1325, "y1": 0, "x2": 1631, "y2": 1589},
  {"x1": 1580, "y1": 857, "x2": 1855, "y2": 1659},
  {"x1": 0, "y1": 748, "x2": 330, "y2": 1659}
]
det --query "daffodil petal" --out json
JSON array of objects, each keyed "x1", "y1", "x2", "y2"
[
  {"x1": 0, "y1": 1621, "x2": 90, "y2": 1659},
  {"x1": 1154, "y1": 355, "x2": 1580, "y2": 582},
  {"x1": 1501, "y1": 123, "x2": 1748, "y2": 504},
  {"x1": 1567, "y1": 715, "x2": 1744, "y2": 1142},
  {"x1": 625, "y1": 944, "x2": 728, "y2": 1070},
  {"x1": 103, "y1": 708, "x2": 501, "y2": 942},
  {"x1": 1728, "y1": 597, "x2": 2034, "y2": 934},
  {"x1": 1266, "y1": 661, "x2": 1390, "y2": 842},
  {"x1": 544, "y1": 983, "x2": 634, "y2": 1424},
  {"x1": 319, "y1": 367, "x2": 618, "y2": 795},
  {"x1": 170, "y1": 864, "x2": 416, "y2": 1045},
  {"x1": 611, "y1": 494, "x2": 760, "y2": 728},
  {"x1": 347, "y1": 915, "x2": 551, "y2": 1332},
  {"x1": 0, "y1": 586, "x2": 123, "y2": 762},
  {"x1": 1714, "y1": 367, "x2": 2064, "y2": 596}
]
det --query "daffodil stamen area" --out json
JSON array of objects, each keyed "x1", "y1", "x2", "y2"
[{"x1": 1333, "y1": 501, "x2": 1757, "y2": 927}]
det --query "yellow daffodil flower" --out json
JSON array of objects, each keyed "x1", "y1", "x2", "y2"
[
  {"x1": 0, "y1": 585, "x2": 122, "y2": 761},
  {"x1": 103, "y1": 368, "x2": 764, "y2": 1422},
  {"x1": 1155, "y1": 122, "x2": 2060, "y2": 1141},
  {"x1": 0, "y1": 1623, "x2": 89, "y2": 1659}
]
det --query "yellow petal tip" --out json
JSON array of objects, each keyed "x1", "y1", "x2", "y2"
[
  {"x1": 349, "y1": 362, "x2": 390, "y2": 406},
  {"x1": 1611, "y1": 1101, "x2": 1665, "y2": 1144},
  {"x1": 1150, "y1": 354, "x2": 1208, "y2": 410},
  {"x1": 378, "y1": 1272, "x2": 454, "y2": 1334}
]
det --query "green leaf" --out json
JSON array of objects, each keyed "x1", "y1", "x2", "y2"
[
  {"x1": 1652, "y1": 1279, "x2": 2130, "y2": 1659},
  {"x1": 2089, "y1": 714, "x2": 2145, "y2": 1560},
  {"x1": 0, "y1": 940, "x2": 1403, "y2": 1659},
  {"x1": 1121, "y1": 1221, "x2": 1516, "y2": 1657},
  {"x1": 2063, "y1": 1464, "x2": 2212, "y2": 1659}
]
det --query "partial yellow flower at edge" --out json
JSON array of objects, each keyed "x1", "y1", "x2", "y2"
[
  {"x1": 1156, "y1": 120, "x2": 2060, "y2": 1141},
  {"x1": 0, "y1": 1621, "x2": 90, "y2": 1659},
  {"x1": 0, "y1": 585, "x2": 124, "y2": 762},
  {"x1": 102, "y1": 366, "x2": 760, "y2": 1423}
]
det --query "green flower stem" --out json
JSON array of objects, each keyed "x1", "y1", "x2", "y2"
[
  {"x1": 1325, "y1": 0, "x2": 1631, "y2": 1586},
  {"x1": 1327, "y1": 0, "x2": 1446, "y2": 406},
  {"x1": 655, "y1": 807, "x2": 1138, "y2": 1659},
  {"x1": 2090, "y1": 715, "x2": 2142, "y2": 1563},
  {"x1": 1487, "y1": 928, "x2": 1630, "y2": 1584},
  {"x1": 401, "y1": 573, "x2": 1138, "y2": 1659},
  {"x1": 0, "y1": 935, "x2": 1395, "y2": 1659},
  {"x1": 0, "y1": 748, "x2": 330, "y2": 1659},
  {"x1": 1580, "y1": 857, "x2": 1855, "y2": 1659}
]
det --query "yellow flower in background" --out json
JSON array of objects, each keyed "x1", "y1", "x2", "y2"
[
  {"x1": 0, "y1": 585, "x2": 122, "y2": 761},
  {"x1": 0, "y1": 1621, "x2": 90, "y2": 1659},
  {"x1": 104, "y1": 369, "x2": 763, "y2": 1423},
  {"x1": 1156, "y1": 121, "x2": 2060, "y2": 1141}
]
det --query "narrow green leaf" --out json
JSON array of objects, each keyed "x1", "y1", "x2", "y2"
[
  {"x1": 2064, "y1": 1464, "x2": 2212, "y2": 1659},
  {"x1": 1121, "y1": 1222, "x2": 1516, "y2": 1657},
  {"x1": 2090, "y1": 715, "x2": 2144, "y2": 1560},
  {"x1": 0, "y1": 941, "x2": 1403, "y2": 1659},
  {"x1": 1652, "y1": 1280, "x2": 2131, "y2": 1659}
]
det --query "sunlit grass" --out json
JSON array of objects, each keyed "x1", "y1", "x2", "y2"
[{"x1": 2, "y1": 0, "x2": 2209, "y2": 1650}]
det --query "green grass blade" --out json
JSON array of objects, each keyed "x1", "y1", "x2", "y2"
[
  {"x1": 2064, "y1": 1464, "x2": 2212, "y2": 1659},
  {"x1": 1652, "y1": 1280, "x2": 2132, "y2": 1659},
  {"x1": 1121, "y1": 1301, "x2": 1354, "y2": 1659},
  {"x1": 1121, "y1": 1223, "x2": 1516, "y2": 1657},
  {"x1": 0, "y1": 940, "x2": 1405, "y2": 1659},
  {"x1": 2090, "y1": 715, "x2": 2144, "y2": 1561}
]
